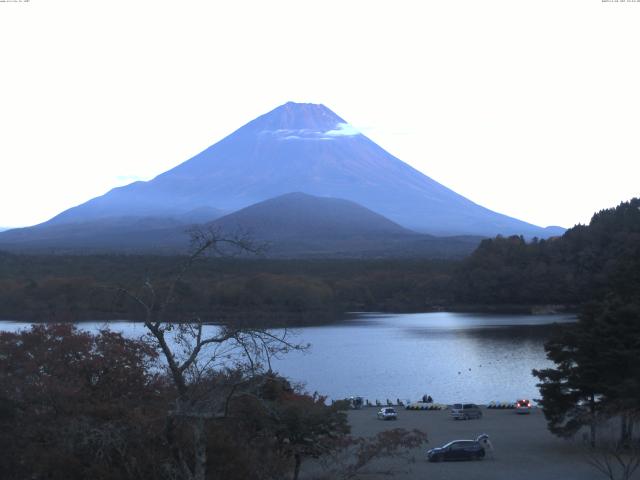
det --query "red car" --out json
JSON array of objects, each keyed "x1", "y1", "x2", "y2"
[{"x1": 515, "y1": 399, "x2": 532, "y2": 414}]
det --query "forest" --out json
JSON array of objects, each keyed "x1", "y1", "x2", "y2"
[
  {"x1": 0, "y1": 198, "x2": 638, "y2": 325},
  {"x1": 0, "y1": 254, "x2": 457, "y2": 325}
]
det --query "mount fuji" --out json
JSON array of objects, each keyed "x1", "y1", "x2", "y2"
[{"x1": 0, "y1": 102, "x2": 563, "y2": 253}]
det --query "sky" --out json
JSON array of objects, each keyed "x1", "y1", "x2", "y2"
[{"x1": 1, "y1": 0, "x2": 639, "y2": 229}]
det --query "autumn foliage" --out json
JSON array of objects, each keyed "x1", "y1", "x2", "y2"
[
  {"x1": 0, "y1": 324, "x2": 425, "y2": 479},
  {"x1": 0, "y1": 324, "x2": 166, "y2": 479}
]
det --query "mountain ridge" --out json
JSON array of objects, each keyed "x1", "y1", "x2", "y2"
[
  {"x1": 0, "y1": 193, "x2": 482, "y2": 258},
  {"x1": 212, "y1": 192, "x2": 415, "y2": 239}
]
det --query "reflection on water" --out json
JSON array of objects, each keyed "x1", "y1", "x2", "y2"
[
  {"x1": 0, "y1": 312, "x2": 575, "y2": 404},
  {"x1": 267, "y1": 312, "x2": 575, "y2": 403}
]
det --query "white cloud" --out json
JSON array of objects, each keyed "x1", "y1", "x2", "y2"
[
  {"x1": 260, "y1": 128, "x2": 314, "y2": 139},
  {"x1": 324, "y1": 122, "x2": 361, "y2": 137},
  {"x1": 260, "y1": 123, "x2": 360, "y2": 141}
]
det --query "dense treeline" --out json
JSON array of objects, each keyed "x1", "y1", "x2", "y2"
[
  {"x1": 0, "y1": 255, "x2": 458, "y2": 324},
  {"x1": 1, "y1": 198, "x2": 638, "y2": 324},
  {"x1": 454, "y1": 198, "x2": 640, "y2": 307}
]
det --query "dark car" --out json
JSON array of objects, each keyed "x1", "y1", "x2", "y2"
[{"x1": 427, "y1": 440, "x2": 485, "y2": 462}]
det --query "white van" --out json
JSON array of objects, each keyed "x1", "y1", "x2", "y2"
[{"x1": 450, "y1": 403, "x2": 482, "y2": 420}]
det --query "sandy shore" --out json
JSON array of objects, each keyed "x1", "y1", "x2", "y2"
[{"x1": 333, "y1": 406, "x2": 619, "y2": 480}]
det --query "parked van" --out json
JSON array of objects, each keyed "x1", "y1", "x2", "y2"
[{"x1": 450, "y1": 403, "x2": 482, "y2": 420}]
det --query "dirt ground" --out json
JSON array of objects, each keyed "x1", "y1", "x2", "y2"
[{"x1": 322, "y1": 406, "x2": 634, "y2": 480}]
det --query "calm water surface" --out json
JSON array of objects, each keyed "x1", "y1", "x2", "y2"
[{"x1": 0, "y1": 312, "x2": 575, "y2": 404}]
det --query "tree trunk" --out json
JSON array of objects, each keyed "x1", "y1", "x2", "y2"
[
  {"x1": 293, "y1": 453, "x2": 302, "y2": 480},
  {"x1": 620, "y1": 414, "x2": 633, "y2": 448},
  {"x1": 589, "y1": 393, "x2": 597, "y2": 448},
  {"x1": 166, "y1": 414, "x2": 193, "y2": 480},
  {"x1": 193, "y1": 417, "x2": 207, "y2": 480}
]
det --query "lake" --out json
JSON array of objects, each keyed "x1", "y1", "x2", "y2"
[{"x1": 0, "y1": 312, "x2": 575, "y2": 404}]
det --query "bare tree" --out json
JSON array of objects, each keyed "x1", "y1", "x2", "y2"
[
  {"x1": 117, "y1": 226, "x2": 306, "y2": 480},
  {"x1": 584, "y1": 413, "x2": 640, "y2": 480},
  {"x1": 585, "y1": 444, "x2": 640, "y2": 480},
  {"x1": 312, "y1": 428, "x2": 427, "y2": 480}
]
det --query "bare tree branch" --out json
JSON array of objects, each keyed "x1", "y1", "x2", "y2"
[{"x1": 112, "y1": 226, "x2": 303, "y2": 480}]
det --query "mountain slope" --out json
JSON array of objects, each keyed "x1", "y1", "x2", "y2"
[
  {"x1": 0, "y1": 193, "x2": 482, "y2": 258},
  {"x1": 209, "y1": 193, "x2": 482, "y2": 258},
  {"x1": 0, "y1": 216, "x2": 205, "y2": 253},
  {"x1": 37, "y1": 102, "x2": 563, "y2": 238},
  {"x1": 212, "y1": 192, "x2": 412, "y2": 238}
]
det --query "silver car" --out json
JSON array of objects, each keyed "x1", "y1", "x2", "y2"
[
  {"x1": 450, "y1": 403, "x2": 482, "y2": 420},
  {"x1": 377, "y1": 407, "x2": 398, "y2": 420}
]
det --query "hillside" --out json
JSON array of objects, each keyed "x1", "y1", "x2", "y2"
[
  {"x1": 0, "y1": 211, "x2": 221, "y2": 254},
  {"x1": 210, "y1": 192, "x2": 482, "y2": 258},
  {"x1": 452, "y1": 198, "x2": 640, "y2": 306},
  {"x1": 0, "y1": 193, "x2": 482, "y2": 258}
]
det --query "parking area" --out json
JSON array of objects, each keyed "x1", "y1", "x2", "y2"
[{"x1": 344, "y1": 406, "x2": 610, "y2": 480}]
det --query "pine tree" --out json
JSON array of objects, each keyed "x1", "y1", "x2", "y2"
[
  {"x1": 533, "y1": 319, "x2": 605, "y2": 446},
  {"x1": 534, "y1": 298, "x2": 640, "y2": 446}
]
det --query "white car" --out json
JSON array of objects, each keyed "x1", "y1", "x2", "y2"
[{"x1": 377, "y1": 407, "x2": 398, "y2": 420}]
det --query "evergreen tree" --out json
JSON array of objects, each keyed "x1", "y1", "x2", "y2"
[
  {"x1": 534, "y1": 298, "x2": 640, "y2": 446},
  {"x1": 533, "y1": 319, "x2": 605, "y2": 446}
]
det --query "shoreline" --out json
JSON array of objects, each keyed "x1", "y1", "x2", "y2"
[{"x1": 0, "y1": 304, "x2": 578, "y2": 327}]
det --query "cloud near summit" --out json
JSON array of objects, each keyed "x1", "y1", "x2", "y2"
[
  {"x1": 261, "y1": 122, "x2": 361, "y2": 141},
  {"x1": 324, "y1": 122, "x2": 361, "y2": 137}
]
